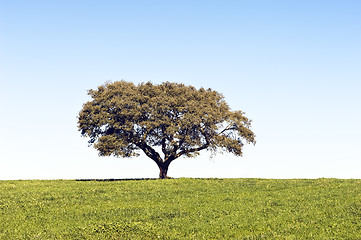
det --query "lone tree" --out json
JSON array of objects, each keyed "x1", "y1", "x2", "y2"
[{"x1": 78, "y1": 81, "x2": 255, "y2": 179}]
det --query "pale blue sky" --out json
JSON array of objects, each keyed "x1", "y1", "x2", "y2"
[{"x1": 1, "y1": 0, "x2": 360, "y2": 179}]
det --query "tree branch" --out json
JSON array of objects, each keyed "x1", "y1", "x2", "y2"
[
  {"x1": 161, "y1": 125, "x2": 169, "y2": 158},
  {"x1": 175, "y1": 143, "x2": 209, "y2": 159},
  {"x1": 173, "y1": 136, "x2": 185, "y2": 154},
  {"x1": 136, "y1": 141, "x2": 162, "y2": 164},
  {"x1": 140, "y1": 126, "x2": 150, "y2": 141},
  {"x1": 174, "y1": 134, "x2": 210, "y2": 159},
  {"x1": 218, "y1": 123, "x2": 237, "y2": 135}
]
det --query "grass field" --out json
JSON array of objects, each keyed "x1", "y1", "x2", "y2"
[{"x1": 0, "y1": 178, "x2": 360, "y2": 239}]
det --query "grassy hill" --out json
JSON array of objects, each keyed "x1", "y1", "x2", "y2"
[{"x1": 0, "y1": 178, "x2": 360, "y2": 239}]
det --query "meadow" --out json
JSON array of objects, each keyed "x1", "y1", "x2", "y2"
[{"x1": 0, "y1": 178, "x2": 360, "y2": 239}]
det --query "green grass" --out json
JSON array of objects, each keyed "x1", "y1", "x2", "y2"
[{"x1": 1, "y1": 178, "x2": 360, "y2": 239}]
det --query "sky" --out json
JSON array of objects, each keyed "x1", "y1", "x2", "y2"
[{"x1": 0, "y1": 0, "x2": 360, "y2": 180}]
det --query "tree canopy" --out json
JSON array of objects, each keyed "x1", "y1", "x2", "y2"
[{"x1": 78, "y1": 81, "x2": 255, "y2": 178}]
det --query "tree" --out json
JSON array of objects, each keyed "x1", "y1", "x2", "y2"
[{"x1": 78, "y1": 81, "x2": 255, "y2": 179}]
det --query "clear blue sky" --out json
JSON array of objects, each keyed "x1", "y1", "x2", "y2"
[{"x1": 1, "y1": 0, "x2": 360, "y2": 179}]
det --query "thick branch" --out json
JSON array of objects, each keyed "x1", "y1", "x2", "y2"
[{"x1": 136, "y1": 141, "x2": 162, "y2": 164}]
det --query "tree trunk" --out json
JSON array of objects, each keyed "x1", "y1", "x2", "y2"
[{"x1": 158, "y1": 162, "x2": 170, "y2": 179}]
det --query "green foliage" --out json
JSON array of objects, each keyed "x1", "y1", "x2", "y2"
[
  {"x1": 78, "y1": 81, "x2": 255, "y2": 178},
  {"x1": 1, "y1": 178, "x2": 360, "y2": 239}
]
